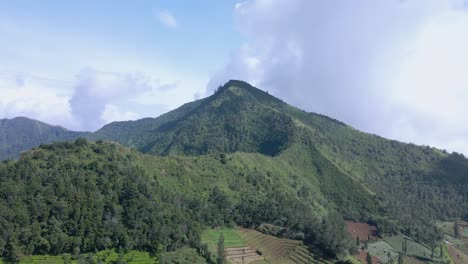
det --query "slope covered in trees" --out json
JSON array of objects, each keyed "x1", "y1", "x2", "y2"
[
  {"x1": 0, "y1": 117, "x2": 86, "y2": 160},
  {"x1": 0, "y1": 80, "x2": 467, "y2": 262},
  {"x1": 93, "y1": 80, "x2": 468, "y2": 236},
  {"x1": 0, "y1": 139, "x2": 362, "y2": 261}
]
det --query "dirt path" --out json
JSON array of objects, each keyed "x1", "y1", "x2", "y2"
[{"x1": 447, "y1": 244, "x2": 468, "y2": 264}]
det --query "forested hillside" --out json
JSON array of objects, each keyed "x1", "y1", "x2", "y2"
[
  {"x1": 0, "y1": 117, "x2": 86, "y2": 160},
  {"x1": 93, "y1": 80, "x2": 468, "y2": 238},
  {"x1": 0, "y1": 80, "x2": 467, "y2": 263},
  {"x1": 0, "y1": 139, "x2": 360, "y2": 262}
]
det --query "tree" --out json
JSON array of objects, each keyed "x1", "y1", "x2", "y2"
[
  {"x1": 4, "y1": 238, "x2": 22, "y2": 263},
  {"x1": 402, "y1": 239, "x2": 407, "y2": 254},
  {"x1": 454, "y1": 221, "x2": 461, "y2": 238},
  {"x1": 398, "y1": 252, "x2": 404, "y2": 264},
  {"x1": 217, "y1": 233, "x2": 225, "y2": 264},
  {"x1": 366, "y1": 252, "x2": 373, "y2": 264}
]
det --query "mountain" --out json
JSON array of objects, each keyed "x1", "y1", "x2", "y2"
[
  {"x1": 0, "y1": 117, "x2": 87, "y2": 160},
  {"x1": 93, "y1": 79, "x2": 468, "y2": 228},
  {"x1": 0, "y1": 80, "x2": 467, "y2": 262},
  {"x1": 92, "y1": 80, "x2": 297, "y2": 156}
]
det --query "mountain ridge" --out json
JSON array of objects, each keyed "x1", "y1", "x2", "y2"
[{"x1": 0, "y1": 80, "x2": 467, "y2": 262}]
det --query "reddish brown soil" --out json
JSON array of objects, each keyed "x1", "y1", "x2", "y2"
[{"x1": 346, "y1": 221, "x2": 378, "y2": 242}]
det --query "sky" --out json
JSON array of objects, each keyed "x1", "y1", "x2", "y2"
[{"x1": 1, "y1": 0, "x2": 468, "y2": 154}]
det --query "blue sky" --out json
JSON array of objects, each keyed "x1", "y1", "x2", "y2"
[
  {"x1": 0, "y1": 0, "x2": 241, "y2": 129},
  {"x1": 1, "y1": 0, "x2": 468, "y2": 154},
  {"x1": 0, "y1": 0, "x2": 240, "y2": 73}
]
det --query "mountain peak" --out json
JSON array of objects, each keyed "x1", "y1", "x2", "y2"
[{"x1": 222, "y1": 79, "x2": 257, "y2": 91}]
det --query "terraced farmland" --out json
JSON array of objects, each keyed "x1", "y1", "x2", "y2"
[
  {"x1": 225, "y1": 246, "x2": 265, "y2": 264},
  {"x1": 238, "y1": 228, "x2": 332, "y2": 264}
]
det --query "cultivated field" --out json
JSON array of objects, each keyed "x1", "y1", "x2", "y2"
[
  {"x1": 346, "y1": 221, "x2": 378, "y2": 242},
  {"x1": 224, "y1": 246, "x2": 265, "y2": 264},
  {"x1": 384, "y1": 233, "x2": 443, "y2": 262},
  {"x1": 237, "y1": 228, "x2": 332, "y2": 264},
  {"x1": 447, "y1": 244, "x2": 468, "y2": 264},
  {"x1": 366, "y1": 241, "x2": 397, "y2": 263},
  {"x1": 202, "y1": 228, "x2": 246, "y2": 252}
]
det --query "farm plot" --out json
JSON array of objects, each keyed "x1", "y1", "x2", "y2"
[
  {"x1": 202, "y1": 228, "x2": 246, "y2": 251},
  {"x1": 445, "y1": 235, "x2": 468, "y2": 255},
  {"x1": 367, "y1": 241, "x2": 398, "y2": 263},
  {"x1": 384, "y1": 233, "x2": 443, "y2": 262},
  {"x1": 237, "y1": 228, "x2": 332, "y2": 264},
  {"x1": 225, "y1": 246, "x2": 265, "y2": 264},
  {"x1": 346, "y1": 221, "x2": 378, "y2": 242},
  {"x1": 447, "y1": 244, "x2": 468, "y2": 264}
]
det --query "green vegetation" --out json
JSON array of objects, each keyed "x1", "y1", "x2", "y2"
[
  {"x1": 201, "y1": 228, "x2": 245, "y2": 252},
  {"x1": 0, "y1": 250, "x2": 152, "y2": 264},
  {"x1": 0, "y1": 139, "x2": 353, "y2": 262},
  {"x1": 384, "y1": 233, "x2": 443, "y2": 262},
  {"x1": 0, "y1": 117, "x2": 86, "y2": 160},
  {"x1": 0, "y1": 80, "x2": 468, "y2": 263},
  {"x1": 367, "y1": 241, "x2": 397, "y2": 263}
]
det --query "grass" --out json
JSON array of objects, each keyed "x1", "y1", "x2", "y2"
[
  {"x1": 367, "y1": 241, "x2": 398, "y2": 263},
  {"x1": 447, "y1": 244, "x2": 468, "y2": 264},
  {"x1": 201, "y1": 228, "x2": 245, "y2": 256},
  {"x1": 1, "y1": 250, "x2": 153, "y2": 264},
  {"x1": 464, "y1": 228, "x2": 468, "y2": 238},
  {"x1": 384, "y1": 233, "x2": 443, "y2": 262},
  {"x1": 445, "y1": 235, "x2": 468, "y2": 255},
  {"x1": 438, "y1": 221, "x2": 455, "y2": 236},
  {"x1": 442, "y1": 243, "x2": 455, "y2": 264}
]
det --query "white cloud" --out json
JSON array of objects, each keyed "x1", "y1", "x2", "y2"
[
  {"x1": 156, "y1": 9, "x2": 178, "y2": 28},
  {"x1": 210, "y1": 0, "x2": 468, "y2": 154},
  {"x1": 0, "y1": 74, "x2": 74, "y2": 127},
  {"x1": 69, "y1": 68, "x2": 151, "y2": 131},
  {"x1": 101, "y1": 104, "x2": 139, "y2": 124}
]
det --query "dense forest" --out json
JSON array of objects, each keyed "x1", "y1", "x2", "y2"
[
  {"x1": 0, "y1": 139, "x2": 354, "y2": 262},
  {"x1": 0, "y1": 80, "x2": 467, "y2": 262}
]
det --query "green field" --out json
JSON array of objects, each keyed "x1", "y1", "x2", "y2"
[
  {"x1": 367, "y1": 241, "x2": 398, "y2": 263},
  {"x1": 384, "y1": 233, "x2": 443, "y2": 262},
  {"x1": 201, "y1": 228, "x2": 246, "y2": 254}
]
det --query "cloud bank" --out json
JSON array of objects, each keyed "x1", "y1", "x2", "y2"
[
  {"x1": 0, "y1": 69, "x2": 174, "y2": 131},
  {"x1": 69, "y1": 69, "x2": 151, "y2": 131},
  {"x1": 210, "y1": 0, "x2": 468, "y2": 154}
]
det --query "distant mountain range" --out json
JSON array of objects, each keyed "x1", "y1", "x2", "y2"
[
  {"x1": 0, "y1": 80, "x2": 467, "y2": 262},
  {"x1": 0, "y1": 117, "x2": 89, "y2": 160}
]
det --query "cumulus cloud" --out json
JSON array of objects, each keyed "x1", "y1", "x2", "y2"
[
  {"x1": 69, "y1": 68, "x2": 151, "y2": 131},
  {"x1": 0, "y1": 73, "x2": 74, "y2": 127},
  {"x1": 101, "y1": 104, "x2": 139, "y2": 124},
  {"x1": 156, "y1": 9, "x2": 178, "y2": 28},
  {"x1": 210, "y1": 0, "x2": 468, "y2": 154},
  {"x1": 0, "y1": 68, "x2": 179, "y2": 131}
]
